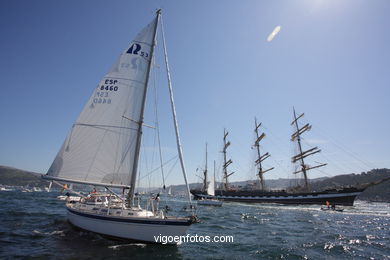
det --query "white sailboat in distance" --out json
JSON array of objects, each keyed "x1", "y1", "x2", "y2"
[
  {"x1": 198, "y1": 160, "x2": 223, "y2": 207},
  {"x1": 44, "y1": 9, "x2": 197, "y2": 244}
]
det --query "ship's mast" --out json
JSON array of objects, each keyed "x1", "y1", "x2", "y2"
[
  {"x1": 128, "y1": 10, "x2": 160, "y2": 206},
  {"x1": 222, "y1": 129, "x2": 234, "y2": 191},
  {"x1": 254, "y1": 118, "x2": 274, "y2": 190},
  {"x1": 202, "y1": 143, "x2": 208, "y2": 192},
  {"x1": 291, "y1": 108, "x2": 327, "y2": 191}
]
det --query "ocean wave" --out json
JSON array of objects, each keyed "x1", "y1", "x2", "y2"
[
  {"x1": 32, "y1": 230, "x2": 65, "y2": 237},
  {"x1": 108, "y1": 243, "x2": 147, "y2": 250}
]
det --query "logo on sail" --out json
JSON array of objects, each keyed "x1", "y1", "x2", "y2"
[
  {"x1": 126, "y1": 43, "x2": 149, "y2": 58},
  {"x1": 127, "y1": 43, "x2": 141, "y2": 55}
]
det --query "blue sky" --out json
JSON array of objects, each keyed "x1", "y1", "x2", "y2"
[{"x1": 0, "y1": 0, "x2": 389, "y2": 187}]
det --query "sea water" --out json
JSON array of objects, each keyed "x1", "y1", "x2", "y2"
[{"x1": 0, "y1": 190, "x2": 389, "y2": 259}]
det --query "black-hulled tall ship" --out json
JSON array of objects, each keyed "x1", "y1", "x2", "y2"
[{"x1": 191, "y1": 109, "x2": 371, "y2": 206}]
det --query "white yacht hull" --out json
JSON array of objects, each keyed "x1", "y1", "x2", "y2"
[{"x1": 66, "y1": 205, "x2": 191, "y2": 244}]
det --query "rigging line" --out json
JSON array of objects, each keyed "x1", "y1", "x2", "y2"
[
  {"x1": 153, "y1": 55, "x2": 166, "y2": 189},
  {"x1": 74, "y1": 123, "x2": 136, "y2": 130},
  {"x1": 319, "y1": 146, "x2": 363, "y2": 175},
  {"x1": 147, "y1": 113, "x2": 158, "y2": 177},
  {"x1": 122, "y1": 116, "x2": 156, "y2": 129},
  {"x1": 315, "y1": 167, "x2": 332, "y2": 178},
  {"x1": 160, "y1": 14, "x2": 193, "y2": 208},
  {"x1": 137, "y1": 168, "x2": 142, "y2": 193},
  {"x1": 138, "y1": 155, "x2": 178, "y2": 181},
  {"x1": 260, "y1": 124, "x2": 292, "y2": 165},
  {"x1": 164, "y1": 157, "x2": 180, "y2": 180},
  {"x1": 310, "y1": 127, "x2": 375, "y2": 170},
  {"x1": 141, "y1": 133, "x2": 156, "y2": 180}
]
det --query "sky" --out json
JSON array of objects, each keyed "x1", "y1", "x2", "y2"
[{"x1": 0, "y1": 0, "x2": 389, "y2": 188}]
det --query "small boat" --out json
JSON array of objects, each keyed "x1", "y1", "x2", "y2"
[
  {"x1": 44, "y1": 181, "x2": 53, "y2": 192},
  {"x1": 57, "y1": 195, "x2": 81, "y2": 203},
  {"x1": 33, "y1": 187, "x2": 42, "y2": 192},
  {"x1": 21, "y1": 186, "x2": 33, "y2": 192},
  {"x1": 0, "y1": 186, "x2": 13, "y2": 191},
  {"x1": 320, "y1": 206, "x2": 344, "y2": 212}
]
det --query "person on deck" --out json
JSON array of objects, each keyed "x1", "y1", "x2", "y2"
[{"x1": 153, "y1": 193, "x2": 160, "y2": 213}]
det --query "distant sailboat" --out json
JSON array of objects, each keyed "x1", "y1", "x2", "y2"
[
  {"x1": 44, "y1": 10, "x2": 196, "y2": 243},
  {"x1": 44, "y1": 181, "x2": 52, "y2": 192},
  {"x1": 198, "y1": 159, "x2": 222, "y2": 207}
]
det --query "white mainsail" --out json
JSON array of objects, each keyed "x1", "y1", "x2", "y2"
[
  {"x1": 207, "y1": 174, "x2": 215, "y2": 196},
  {"x1": 46, "y1": 18, "x2": 158, "y2": 188}
]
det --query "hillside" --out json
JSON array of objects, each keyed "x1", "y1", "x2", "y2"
[
  {"x1": 0, "y1": 165, "x2": 49, "y2": 187},
  {"x1": 311, "y1": 168, "x2": 390, "y2": 202},
  {"x1": 1, "y1": 165, "x2": 389, "y2": 201}
]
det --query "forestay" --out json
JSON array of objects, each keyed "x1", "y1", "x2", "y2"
[{"x1": 45, "y1": 17, "x2": 158, "y2": 188}]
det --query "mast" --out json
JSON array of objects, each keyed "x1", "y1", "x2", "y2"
[
  {"x1": 202, "y1": 143, "x2": 208, "y2": 192},
  {"x1": 128, "y1": 10, "x2": 161, "y2": 206},
  {"x1": 214, "y1": 160, "x2": 216, "y2": 186},
  {"x1": 161, "y1": 13, "x2": 193, "y2": 207},
  {"x1": 222, "y1": 129, "x2": 234, "y2": 191},
  {"x1": 291, "y1": 108, "x2": 327, "y2": 191},
  {"x1": 254, "y1": 117, "x2": 274, "y2": 190}
]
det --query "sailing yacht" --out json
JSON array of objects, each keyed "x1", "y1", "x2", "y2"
[{"x1": 44, "y1": 10, "x2": 197, "y2": 244}]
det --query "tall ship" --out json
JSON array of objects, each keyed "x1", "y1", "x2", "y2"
[{"x1": 191, "y1": 109, "x2": 376, "y2": 206}]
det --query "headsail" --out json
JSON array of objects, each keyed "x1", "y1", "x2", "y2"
[
  {"x1": 207, "y1": 172, "x2": 215, "y2": 196},
  {"x1": 45, "y1": 17, "x2": 159, "y2": 188}
]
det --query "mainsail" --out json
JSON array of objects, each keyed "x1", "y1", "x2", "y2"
[
  {"x1": 207, "y1": 174, "x2": 215, "y2": 196},
  {"x1": 45, "y1": 17, "x2": 158, "y2": 188}
]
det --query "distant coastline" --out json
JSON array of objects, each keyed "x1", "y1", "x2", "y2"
[{"x1": 1, "y1": 165, "x2": 389, "y2": 202}]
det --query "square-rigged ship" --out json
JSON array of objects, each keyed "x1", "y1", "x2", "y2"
[{"x1": 191, "y1": 109, "x2": 382, "y2": 206}]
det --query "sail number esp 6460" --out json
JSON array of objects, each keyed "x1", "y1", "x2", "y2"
[
  {"x1": 93, "y1": 79, "x2": 119, "y2": 105},
  {"x1": 100, "y1": 79, "x2": 118, "y2": 91}
]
